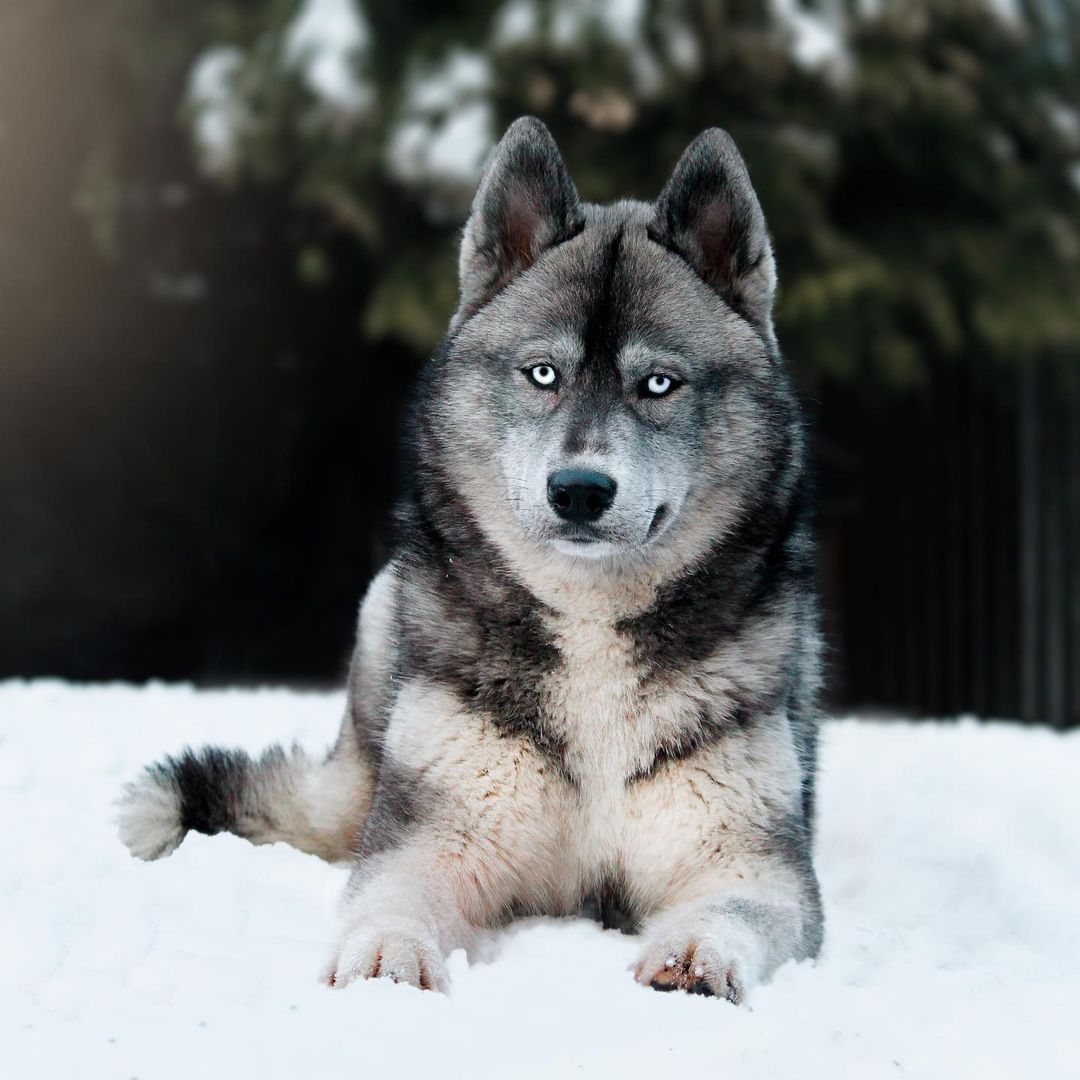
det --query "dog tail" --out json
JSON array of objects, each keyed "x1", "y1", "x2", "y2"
[{"x1": 117, "y1": 734, "x2": 372, "y2": 864}]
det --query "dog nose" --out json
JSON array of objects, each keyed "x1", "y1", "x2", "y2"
[{"x1": 547, "y1": 469, "x2": 617, "y2": 524}]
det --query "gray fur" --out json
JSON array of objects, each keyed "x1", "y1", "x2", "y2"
[{"x1": 118, "y1": 117, "x2": 824, "y2": 1003}]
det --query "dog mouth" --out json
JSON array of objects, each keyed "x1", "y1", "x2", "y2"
[
  {"x1": 549, "y1": 524, "x2": 614, "y2": 558},
  {"x1": 550, "y1": 536, "x2": 614, "y2": 558},
  {"x1": 646, "y1": 504, "x2": 668, "y2": 540},
  {"x1": 551, "y1": 529, "x2": 603, "y2": 549},
  {"x1": 547, "y1": 503, "x2": 672, "y2": 557}
]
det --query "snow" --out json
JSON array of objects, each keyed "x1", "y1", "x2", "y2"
[
  {"x1": 771, "y1": 0, "x2": 850, "y2": 75},
  {"x1": 387, "y1": 51, "x2": 495, "y2": 206},
  {"x1": 284, "y1": 0, "x2": 374, "y2": 115},
  {"x1": 659, "y1": 14, "x2": 702, "y2": 75},
  {"x1": 186, "y1": 47, "x2": 247, "y2": 177},
  {"x1": 1043, "y1": 96, "x2": 1080, "y2": 150},
  {"x1": 407, "y1": 49, "x2": 491, "y2": 113},
  {"x1": 492, "y1": 0, "x2": 540, "y2": 47},
  {"x1": 3, "y1": 681, "x2": 1078, "y2": 1079},
  {"x1": 186, "y1": 0, "x2": 373, "y2": 175},
  {"x1": 387, "y1": 102, "x2": 495, "y2": 196},
  {"x1": 550, "y1": 0, "x2": 646, "y2": 49},
  {"x1": 415, "y1": 102, "x2": 495, "y2": 185},
  {"x1": 492, "y1": 0, "x2": 647, "y2": 51},
  {"x1": 983, "y1": 0, "x2": 1024, "y2": 25}
]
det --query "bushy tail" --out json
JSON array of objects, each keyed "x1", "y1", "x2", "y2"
[{"x1": 117, "y1": 739, "x2": 371, "y2": 864}]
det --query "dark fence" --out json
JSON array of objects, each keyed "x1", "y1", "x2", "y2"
[{"x1": 819, "y1": 355, "x2": 1079, "y2": 727}]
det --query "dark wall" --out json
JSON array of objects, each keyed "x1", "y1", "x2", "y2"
[
  {"x1": 3, "y1": 169, "x2": 1078, "y2": 721},
  {"x1": 2, "y1": 2, "x2": 1078, "y2": 726},
  {"x1": 0, "y1": 158, "x2": 418, "y2": 682}
]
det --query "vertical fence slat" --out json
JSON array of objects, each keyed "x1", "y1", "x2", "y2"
[
  {"x1": 1069, "y1": 367, "x2": 1080, "y2": 728},
  {"x1": 825, "y1": 349, "x2": 1074, "y2": 726},
  {"x1": 1019, "y1": 360, "x2": 1043, "y2": 725},
  {"x1": 1043, "y1": 359, "x2": 1067, "y2": 728}
]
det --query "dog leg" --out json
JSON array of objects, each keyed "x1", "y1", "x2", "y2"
[
  {"x1": 324, "y1": 841, "x2": 474, "y2": 992},
  {"x1": 632, "y1": 862, "x2": 820, "y2": 1003}
]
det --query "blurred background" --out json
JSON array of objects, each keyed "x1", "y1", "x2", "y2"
[{"x1": 1, "y1": 0, "x2": 1077, "y2": 725}]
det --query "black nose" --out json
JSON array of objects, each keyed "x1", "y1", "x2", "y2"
[{"x1": 547, "y1": 469, "x2": 617, "y2": 524}]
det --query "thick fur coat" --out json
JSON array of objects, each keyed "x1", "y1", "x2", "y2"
[{"x1": 119, "y1": 118, "x2": 824, "y2": 1003}]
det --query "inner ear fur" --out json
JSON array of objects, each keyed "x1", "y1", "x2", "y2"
[
  {"x1": 649, "y1": 128, "x2": 776, "y2": 331},
  {"x1": 455, "y1": 116, "x2": 583, "y2": 325}
]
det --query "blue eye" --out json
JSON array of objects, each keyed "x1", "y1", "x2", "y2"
[
  {"x1": 641, "y1": 373, "x2": 677, "y2": 397},
  {"x1": 528, "y1": 364, "x2": 558, "y2": 388}
]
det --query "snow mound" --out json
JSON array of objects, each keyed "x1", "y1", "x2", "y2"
[{"x1": 2, "y1": 682, "x2": 1077, "y2": 1079}]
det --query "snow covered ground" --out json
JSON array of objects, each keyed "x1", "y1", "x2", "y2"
[{"x1": 2, "y1": 682, "x2": 1077, "y2": 1079}]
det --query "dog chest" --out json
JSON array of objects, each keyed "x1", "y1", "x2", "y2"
[{"x1": 543, "y1": 613, "x2": 671, "y2": 784}]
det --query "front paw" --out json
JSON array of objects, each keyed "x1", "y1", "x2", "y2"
[
  {"x1": 632, "y1": 909, "x2": 765, "y2": 1004},
  {"x1": 633, "y1": 937, "x2": 748, "y2": 1003},
  {"x1": 326, "y1": 920, "x2": 448, "y2": 993}
]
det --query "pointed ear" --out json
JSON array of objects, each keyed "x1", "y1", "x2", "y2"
[
  {"x1": 454, "y1": 117, "x2": 583, "y2": 325},
  {"x1": 648, "y1": 129, "x2": 776, "y2": 331}
]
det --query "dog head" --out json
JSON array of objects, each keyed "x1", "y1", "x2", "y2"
[{"x1": 418, "y1": 117, "x2": 801, "y2": 593}]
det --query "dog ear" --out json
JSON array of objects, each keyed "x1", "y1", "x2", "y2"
[
  {"x1": 455, "y1": 117, "x2": 583, "y2": 325},
  {"x1": 649, "y1": 129, "x2": 776, "y2": 331}
]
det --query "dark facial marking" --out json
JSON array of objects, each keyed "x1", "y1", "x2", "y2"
[
  {"x1": 560, "y1": 392, "x2": 615, "y2": 457},
  {"x1": 392, "y1": 466, "x2": 573, "y2": 783},
  {"x1": 579, "y1": 226, "x2": 627, "y2": 386},
  {"x1": 619, "y1": 402, "x2": 809, "y2": 677},
  {"x1": 557, "y1": 226, "x2": 631, "y2": 457}
]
